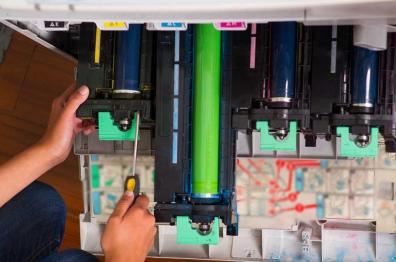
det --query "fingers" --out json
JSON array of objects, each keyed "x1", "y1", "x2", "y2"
[
  {"x1": 125, "y1": 194, "x2": 153, "y2": 223},
  {"x1": 51, "y1": 84, "x2": 75, "y2": 109},
  {"x1": 74, "y1": 118, "x2": 84, "y2": 133},
  {"x1": 59, "y1": 83, "x2": 77, "y2": 103},
  {"x1": 110, "y1": 191, "x2": 135, "y2": 219},
  {"x1": 63, "y1": 85, "x2": 90, "y2": 116},
  {"x1": 133, "y1": 194, "x2": 150, "y2": 210},
  {"x1": 152, "y1": 226, "x2": 158, "y2": 237},
  {"x1": 146, "y1": 227, "x2": 157, "y2": 252},
  {"x1": 83, "y1": 125, "x2": 96, "y2": 135},
  {"x1": 82, "y1": 119, "x2": 96, "y2": 127},
  {"x1": 75, "y1": 119, "x2": 96, "y2": 135}
]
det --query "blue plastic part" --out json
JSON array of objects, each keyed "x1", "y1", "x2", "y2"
[
  {"x1": 270, "y1": 22, "x2": 297, "y2": 100},
  {"x1": 115, "y1": 24, "x2": 142, "y2": 92},
  {"x1": 352, "y1": 47, "x2": 378, "y2": 107}
]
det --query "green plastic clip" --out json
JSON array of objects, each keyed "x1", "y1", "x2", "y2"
[
  {"x1": 98, "y1": 112, "x2": 138, "y2": 141},
  {"x1": 91, "y1": 164, "x2": 100, "y2": 188},
  {"x1": 256, "y1": 121, "x2": 297, "y2": 151},
  {"x1": 176, "y1": 216, "x2": 219, "y2": 245},
  {"x1": 336, "y1": 126, "x2": 378, "y2": 158}
]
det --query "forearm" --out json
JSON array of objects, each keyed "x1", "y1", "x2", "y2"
[{"x1": 0, "y1": 143, "x2": 58, "y2": 207}]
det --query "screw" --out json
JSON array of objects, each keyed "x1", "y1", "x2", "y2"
[
  {"x1": 355, "y1": 135, "x2": 370, "y2": 148},
  {"x1": 198, "y1": 223, "x2": 212, "y2": 236}
]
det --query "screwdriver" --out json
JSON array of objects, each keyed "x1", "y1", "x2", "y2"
[{"x1": 125, "y1": 111, "x2": 140, "y2": 197}]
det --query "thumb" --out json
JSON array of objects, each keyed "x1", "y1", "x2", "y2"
[
  {"x1": 64, "y1": 85, "x2": 89, "y2": 116},
  {"x1": 110, "y1": 191, "x2": 135, "y2": 219}
]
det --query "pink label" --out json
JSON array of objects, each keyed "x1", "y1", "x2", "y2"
[
  {"x1": 215, "y1": 22, "x2": 246, "y2": 30},
  {"x1": 220, "y1": 22, "x2": 243, "y2": 28}
]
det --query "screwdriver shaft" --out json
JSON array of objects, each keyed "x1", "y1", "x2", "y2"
[{"x1": 132, "y1": 111, "x2": 140, "y2": 177}]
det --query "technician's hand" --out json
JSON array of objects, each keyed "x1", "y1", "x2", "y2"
[
  {"x1": 101, "y1": 192, "x2": 156, "y2": 262},
  {"x1": 38, "y1": 84, "x2": 95, "y2": 165}
]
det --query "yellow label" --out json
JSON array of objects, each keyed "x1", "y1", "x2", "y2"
[
  {"x1": 102, "y1": 21, "x2": 127, "y2": 29},
  {"x1": 94, "y1": 28, "x2": 101, "y2": 64}
]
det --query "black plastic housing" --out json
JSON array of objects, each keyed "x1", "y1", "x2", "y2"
[
  {"x1": 76, "y1": 23, "x2": 153, "y2": 126},
  {"x1": 153, "y1": 28, "x2": 237, "y2": 235},
  {"x1": 230, "y1": 24, "x2": 396, "y2": 152}
]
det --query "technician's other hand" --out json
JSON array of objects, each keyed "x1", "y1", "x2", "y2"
[
  {"x1": 101, "y1": 193, "x2": 156, "y2": 262},
  {"x1": 38, "y1": 84, "x2": 95, "y2": 165}
]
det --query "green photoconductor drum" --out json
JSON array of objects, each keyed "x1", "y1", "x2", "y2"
[{"x1": 192, "y1": 24, "x2": 221, "y2": 197}]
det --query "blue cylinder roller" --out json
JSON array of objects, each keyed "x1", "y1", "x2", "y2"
[
  {"x1": 270, "y1": 22, "x2": 297, "y2": 106},
  {"x1": 352, "y1": 46, "x2": 378, "y2": 110},
  {"x1": 114, "y1": 24, "x2": 142, "y2": 95}
]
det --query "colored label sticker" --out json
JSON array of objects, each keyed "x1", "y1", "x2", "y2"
[
  {"x1": 36, "y1": 21, "x2": 69, "y2": 31},
  {"x1": 99, "y1": 21, "x2": 128, "y2": 30},
  {"x1": 44, "y1": 21, "x2": 67, "y2": 29},
  {"x1": 146, "y1": 22, "x2": 187, "y2": 31},
  {"x1": 214, "y1": 22, "x2": 247, "y2": 31},
  {"x1": 161, "y1": 22, "x2": 183, "y2": 28}
]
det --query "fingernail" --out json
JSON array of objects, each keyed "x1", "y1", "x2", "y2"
[
  {"x1": 125, "y1": 190, "x2": 134, "y2": 197},
  {"x1": 78, "y1": 85, "x2": 89, "y2": 96}
]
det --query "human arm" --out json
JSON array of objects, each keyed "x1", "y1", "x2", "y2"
[{"x1": 0, "y1": 84, "x2": 95, "y2": 207}]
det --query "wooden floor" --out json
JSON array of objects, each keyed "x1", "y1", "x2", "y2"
[
  {"x1": 0, "y1": 32, "x2": 197, "y2": 262},
  {"x1": 0, "y1": 32, "x2": 81, "y2": 249}
]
